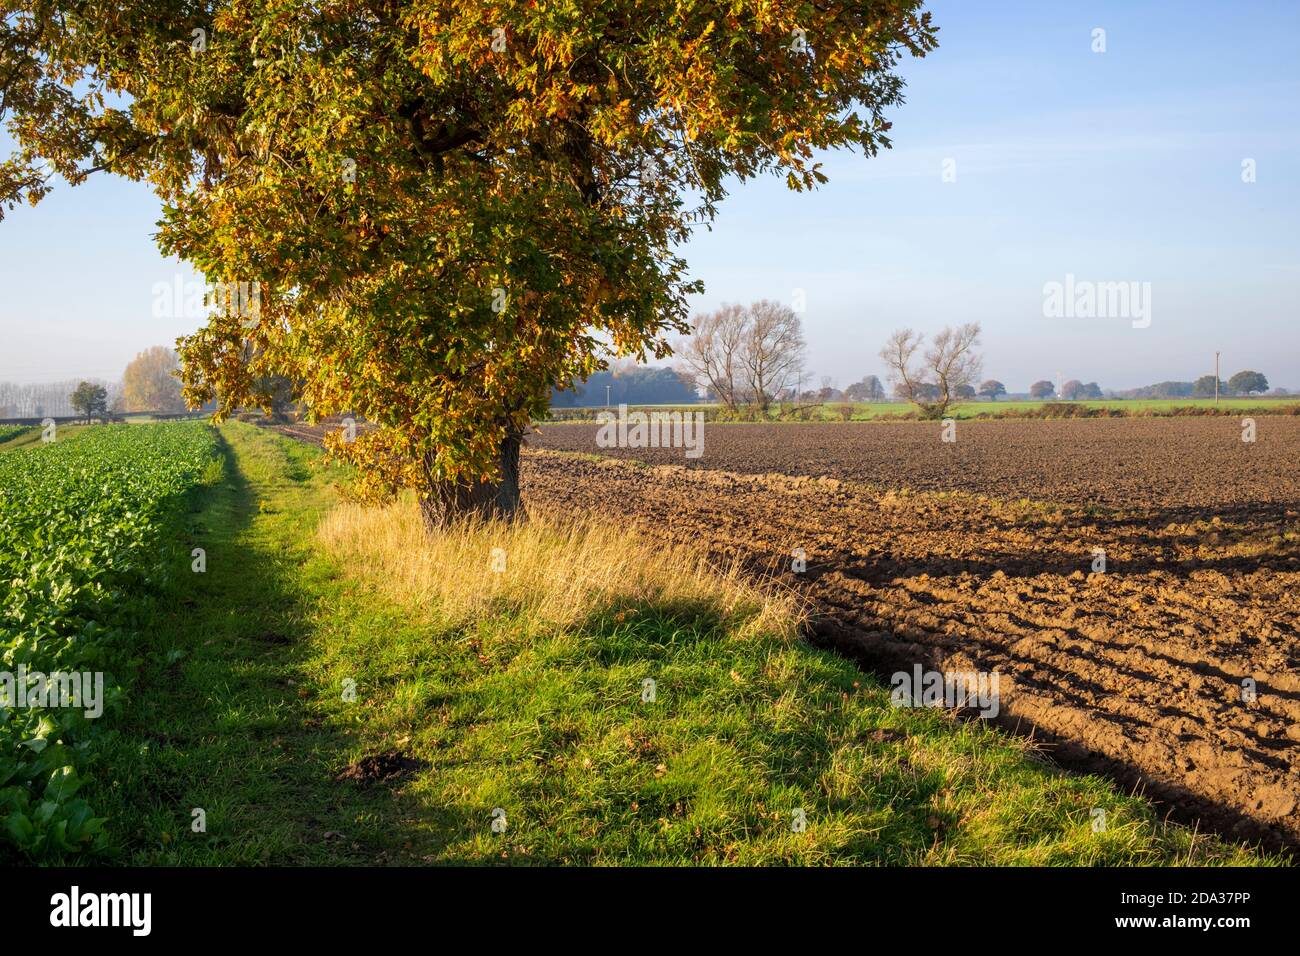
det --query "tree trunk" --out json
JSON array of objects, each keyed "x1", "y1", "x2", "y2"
[{"x1": 417, "y1": 424, "x2": 525, "y2": 528}]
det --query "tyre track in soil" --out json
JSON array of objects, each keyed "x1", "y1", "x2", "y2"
[
  {"x1": 518, "y1": 445, "x2": 1300, "y2": 854},
  {"x1": 271, "y1": 419, "x2": 1300, "y2": 852}
]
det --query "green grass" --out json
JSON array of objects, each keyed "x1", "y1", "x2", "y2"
[
  {"x1": 85, "y1": 423, "x2": 386, "y2": 864},
  {"x1": 72, "y1": 421, "x2": 1279, "y2": 865},
  {"x1": 943, "y1": 397, "x2": 1293, "y2": 418},
  {"x1": 0, "y1": 423, "x2": 88, "y2": 452}
]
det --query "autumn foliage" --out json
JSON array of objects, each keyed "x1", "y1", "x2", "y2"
[
  {"x1": 1, "y1": 1, "x2": 937, "y2": 520},
  {"x1": 122, "y1": 345, "x2": 186, "y2": 413}
]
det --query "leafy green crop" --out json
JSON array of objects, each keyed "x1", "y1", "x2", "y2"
[
  {"x1": 0, "y1": 425, "x2": 32, "y2": 445},
  {"x1": 0, "y1": 422, "x2": 217, "y2": 860}
]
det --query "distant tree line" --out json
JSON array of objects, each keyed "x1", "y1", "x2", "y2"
[
  {"x1": 0, "y1": 346, "x2": 197, "y2": 421},
  {"x1": 11, "y1": 331, "x2": 1281, "y2": 426},
  {"x1": 783, "y1": 369, "x2": 1284, "y2": 409},
  {"x1": 551, "y1": 362, "x2": 698, "y2": 408},
  {"x1": 0, "y1": 378, "x2": 120, "y2": 418},
  {"x1": 1110, "y1": 370, "x2": 1275, "y2": 399}
]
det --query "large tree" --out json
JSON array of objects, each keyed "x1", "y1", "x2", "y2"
[
  {"x1": 122, "y1": 345, "x2": 186, "y2": 412},
  {"x1": 1227, "y1": 369, "x2": 1268, "y2": 396},
  {"x1": 69, "y1": 380, "x2": 108, "y2": 421},
  {"x1": 2, "y1": 1, "x2": 937, "y2": 523},
  {"x1": 843, "y1": 374, "x2": 885, "y2": 402},
  {"x1": 1193, "y1": 375, "x2": 1226, "y2": 398}
]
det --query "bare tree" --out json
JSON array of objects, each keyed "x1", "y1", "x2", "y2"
[
  {"x1": 676, "y1": 303, "x2": 748, "y2": 410},
  {"x1": 678, "y1": 301, "x2": 806, "y2": 414},
  {"x1": 739, "y1": 300, "x2": 806, "y2": 413},
  {"x1": 880, "y1": 323, "x2": 982, "y2": 419}
]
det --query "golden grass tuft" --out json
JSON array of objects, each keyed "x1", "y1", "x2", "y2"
[{"x1": 317, "y1": 495, "x2": 803, "y2": 638}]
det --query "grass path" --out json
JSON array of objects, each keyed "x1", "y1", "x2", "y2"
[
  {"x1": 92, "y1": 422, "x2": 424, "y2": 863},
  {"x1": 82, "y1": 421, "x2": 1277, "y2": 865}
]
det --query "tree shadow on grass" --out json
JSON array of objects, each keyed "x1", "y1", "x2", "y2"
[
  {"x1": 420, "y1": 596, "x2": 954, "y2": 865},
  {"x1": 84, "y1": 428, "x2": 438, "y2": 865}
]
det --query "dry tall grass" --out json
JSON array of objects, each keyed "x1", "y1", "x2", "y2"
[{"x1": 317, "y1": 495, "x2": 802, "y2": 638}]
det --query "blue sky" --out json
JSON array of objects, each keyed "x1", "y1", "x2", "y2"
[{"x1": 2, "y1": 0, "x2": 1297, "y2": 390}]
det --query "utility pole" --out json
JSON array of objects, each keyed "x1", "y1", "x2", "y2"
[
  {"x1": 1215, "y1": 352, "x2": 1220, "y2": 405},
  {"x1": 605, "y1": 384, "x2": 611, "y2": 409}
]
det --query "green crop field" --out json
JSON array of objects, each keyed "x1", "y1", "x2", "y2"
[{"x1": 0, "y1": 422, "x2": 219, "y2": 858}]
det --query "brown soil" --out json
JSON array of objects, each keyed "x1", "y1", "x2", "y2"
[
  {"x1": 272, "y1": 421, "x2": 345, "y2": 446},
  {"x1": 336, "y1": 751, "x2": 426, "y2": 785},
  {"x1": 528, "y1": 417, "x2": 1300, "y2": 510}
]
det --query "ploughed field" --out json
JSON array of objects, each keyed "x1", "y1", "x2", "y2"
[
  {"x1": 528, "y1": 417, "x2": 1300, "y2": 510},
  {"x1": 525, "y1": 417, "x2": 1300, "y2": 850}
]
